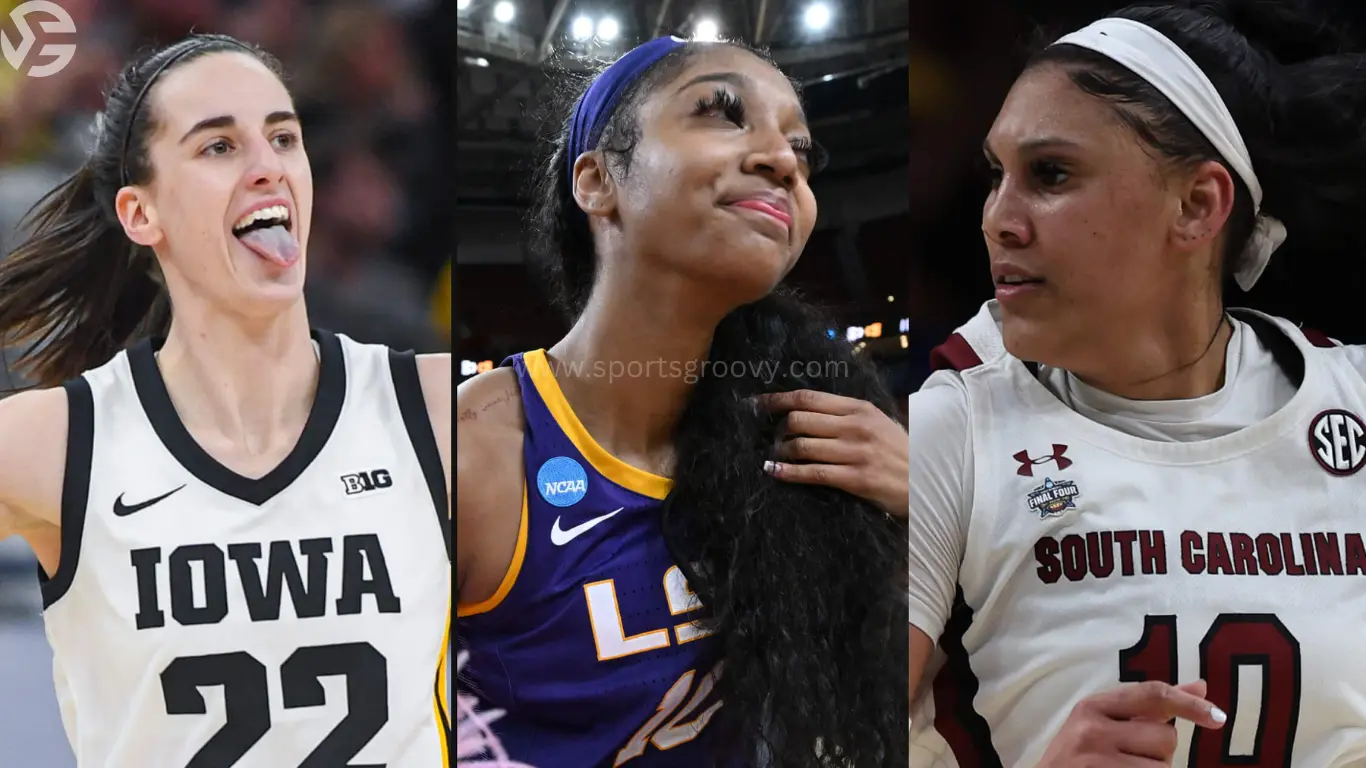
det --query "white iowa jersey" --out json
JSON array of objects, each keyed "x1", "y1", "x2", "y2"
[
  {"x1": 39, "y1": 331, "x2": 452, "y2": 767},
  {"x1": 912, "y1": 304, "x2": 1366, "y2": 768}
]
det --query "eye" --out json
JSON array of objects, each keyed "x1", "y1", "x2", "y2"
[
  {"x1": 271, "y1": 131, "x2": 300, "y2": 150},
  {"x1": 201, "y1": 139, "x2": 233, "y2": 157},
  {"x1": 694, "y1": 87, "x2": 746, "y2": 126},
  {"x1": 790, "y1": 137, "x2": 829, "y2": 176},
  {"x1": 1030, "y1": 160, "x2": 1070, "y2": 188},
  {"x1": 983, "y1": 161, "x2": 1003, "y2": 189}
]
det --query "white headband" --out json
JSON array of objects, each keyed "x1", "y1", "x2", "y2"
[{"x1": 1052, "y1": 18, "x2": 1286, "y2": 291}]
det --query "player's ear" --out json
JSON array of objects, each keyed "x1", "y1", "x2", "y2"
[
  {"x1": 1170, "y1": 159, "x2": 1234, "y2": 256},
  {"x1": 571, "y1": 152, "x2": 618, "y2": 218}
]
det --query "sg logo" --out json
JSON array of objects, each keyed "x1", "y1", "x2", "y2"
[{"x1": 1, "y1": 1, "x2": 77, "y2": 78}]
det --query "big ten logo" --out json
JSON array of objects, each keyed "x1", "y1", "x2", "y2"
[
  {"x1": 585, "y1": 565, "x2": 724, "y2": 766},
  {"x1": 341, "y1": 469, "x2": 393, "y2": 495}
]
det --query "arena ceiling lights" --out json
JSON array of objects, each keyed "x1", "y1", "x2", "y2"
[{"x1": 458, "y1": 1, "x2": 845, "y2": 52}]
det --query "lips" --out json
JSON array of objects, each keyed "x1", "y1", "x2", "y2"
[{"x1": 729, "y1": 199, "x2": 792, "y2": 228}]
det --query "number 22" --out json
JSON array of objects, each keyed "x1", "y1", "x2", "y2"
[
  {"x1": 161, "y1": 642, "x2": 388, "y2": 767},
  {"x1": 1119, "y1": 613, "x2": 1301, "y2": 767}
]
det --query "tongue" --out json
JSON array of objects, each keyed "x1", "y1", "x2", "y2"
[{"x1": 238, "y1": 225, "x2": 300, "y2": 267}]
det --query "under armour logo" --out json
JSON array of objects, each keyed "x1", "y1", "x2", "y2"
[
  {"x1": 1, "y1": 1, "x2": 77, "y2": 78},
  {"x1": 1014, "y1": 445, "x2": 1073, "y2": 477}
]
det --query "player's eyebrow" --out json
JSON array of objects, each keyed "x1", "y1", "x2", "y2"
[
  {"x1": 180, "y1": 111, "x2": 299, "y2": 144},
  {"x1": 984, "y1": 136, "x2": 1083, "y2": 159}
]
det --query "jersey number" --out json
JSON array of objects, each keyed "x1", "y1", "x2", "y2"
[
  {"x1": 614, "y1": 661, "x2": 725, "y2": 766},
  {"x1": 161, "y1": 642, "x2": 388, "y2": 767},
  {"x1": 1118, "y1": 614, "x2": 1300, "y2": 767}
]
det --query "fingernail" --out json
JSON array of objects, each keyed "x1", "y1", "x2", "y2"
[
  {"x1": 1210, "y1": 705, "x2": 1227, "y2": 724},
  {"x1": 763, "y1": 460, "x2": 779, "y2": 475}
]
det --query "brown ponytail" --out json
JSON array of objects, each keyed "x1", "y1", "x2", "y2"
[
  {"x1": 0, "y1": 34, "x2": 282, "y2": 388},
  {"x1": 0, "y1": 164, "x2": 166, "y2": 388}
]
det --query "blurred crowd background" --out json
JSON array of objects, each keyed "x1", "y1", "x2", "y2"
[{"x1": 0, "y1": 0, "x2": 451, "y2": 762}]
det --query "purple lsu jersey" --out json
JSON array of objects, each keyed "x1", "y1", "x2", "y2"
[{"x1": 458, "y1": 349, "x2": 731, "y2": 767}]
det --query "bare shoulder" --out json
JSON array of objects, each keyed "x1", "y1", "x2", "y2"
[
  {"x1": 415, "y1": 352, "x2": 451, "y2": 411},
  {"x1": 456, "y1": 360, "x2": 524, "y2": 450},
  {"x1": 0, "y1": 386, "x2": 71, "y2": 535},
  {"x1": 455, "y1": 366, "x2": 526, "y2": 592},
  {"x1": 415, "y1": 353, "x2": 452, "y2": 482},
  {"x1": 456, "y1": 365, "x2": 526, "y2": 498}
]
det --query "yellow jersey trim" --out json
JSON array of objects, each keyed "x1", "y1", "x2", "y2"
[
  {"x1": 456, "y1": 484, "x2": 528, "y2": 617},
  {"x1": 522, "y1": 349, "x2": 673, "y2": 500},
  {"x1": 435, "y1": 602, "x2": 451, "y2": 762}
]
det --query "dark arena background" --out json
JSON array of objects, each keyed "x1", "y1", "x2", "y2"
[
  {"x1": 906, "y1": 0, "x2": 1366, "y2": 393},
  {"x1": 455, "y1": 0, "x2": 913, "y2": 415},
  {"x1": 0, "y1": 0, "x2": 450, "y2": 763}
]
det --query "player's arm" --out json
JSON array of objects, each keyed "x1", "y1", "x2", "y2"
[
  {"x1": 907, "y1": 373, "x2": 973, "y2": 701},
  {"x1": 0, "y1": 387, "x2": 69, "y2": 544},
  {"x1": 416, "y1": 353, "x2": 453, "y2": 518},
  {"x1": 455, "y1": 366, "x2": 525, "y2": 606}
]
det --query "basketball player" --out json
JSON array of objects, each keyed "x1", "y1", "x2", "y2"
[
  {"x1": 0, "y1": 36, "x2": 451, "y2": 765},
  {"x1": 908, "y1": 0, "x2": 1366, "y2": 765},
  {"x1": 458, "y1": 36, "x2": 910, "y2": 768}
]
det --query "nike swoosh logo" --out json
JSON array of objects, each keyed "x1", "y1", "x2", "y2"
[
  {"x1": 113, "y1": 485, "x2": 187, "y2": 517},
  {"x1": 550, "y1": 507, "x2": 624, "y2": 546}
]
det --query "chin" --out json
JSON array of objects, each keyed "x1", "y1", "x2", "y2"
[
  {"x1": 236, "y1": 260, "x2": 306, "y2": 306},
  {"x1": 999, "y1": 312, "x2": 1050, "y2": 364},
  {"x1": 722, "y1": 261, "x2": 789, "y2": 308},
  {"x1": 733, "y1": 237, "x2": 793, "y2": 290}
]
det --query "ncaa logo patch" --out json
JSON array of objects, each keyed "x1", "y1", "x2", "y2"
[
  {"x1": 537, "y1": 456, "x2": 588, "y2": 507},
  {"x1": 1027, "y1": 477, "x2": 1080, "y2": 520},
  {"x1": 1309, "y1": 409, "x2": 1366, "y2": 476}
]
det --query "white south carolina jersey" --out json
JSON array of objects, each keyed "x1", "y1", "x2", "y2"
[
  {"x1": 38, "y1": 330, "x2": 452, "y2": 767},
  {"x1": 909, "y1": 302, "x2": 1366, "y2": 767}
]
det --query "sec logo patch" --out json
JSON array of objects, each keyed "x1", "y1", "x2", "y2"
[{"x1": 1309, "y1": 409, "x2": 1366, "y2": 476}]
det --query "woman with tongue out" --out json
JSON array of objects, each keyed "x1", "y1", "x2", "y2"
[
  {"x1": 234, "y1": 203, "x2": 300, "y2": 266},
  {"x1": 0, "y1": 34, "x2": 452, "y2": 766}
]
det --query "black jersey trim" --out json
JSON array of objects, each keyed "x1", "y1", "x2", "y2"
[
  {"x1": 388, "y1": 349, "x2": 451, "y2": 561},
  {"x1": 127, "y1": 330, "x2": 347, "y2": 506},
  {"x1": 38, "y1": 377, "x2": 95, "y2": 609}
]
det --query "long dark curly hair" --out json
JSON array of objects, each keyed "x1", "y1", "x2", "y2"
[{"x1": 526, "y1": 41, "x2": 910, "y2": 767}]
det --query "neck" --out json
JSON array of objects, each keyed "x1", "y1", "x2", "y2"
[
  {"x1": 1072, "y1": 304, "x2": 1232, "y2": 401},
  {"x1": 548, "y1": 283, "x2": 728, "y2": 476},
  {"x1": 155, "y1": 298, "x2": 317, "y2": 454}
]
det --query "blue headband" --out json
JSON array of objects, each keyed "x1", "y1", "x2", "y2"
[{"x1": 566, "y1": 36, "x2": 688, "y2": 182}]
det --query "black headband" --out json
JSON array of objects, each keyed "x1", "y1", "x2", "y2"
[{"x1": 118, "y1": 37, "x2": 254, "y2": 187}]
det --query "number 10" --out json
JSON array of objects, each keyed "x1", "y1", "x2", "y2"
[{"x1": 1118, "y1": 613, "x2": 1301, "y2": 766}]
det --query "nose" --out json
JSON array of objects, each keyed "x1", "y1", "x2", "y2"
[
  {"x1": 981, "y1": 175, "x2": 1032, "y2": 249},
  {"x1": 243, "y1": 134, "x2": 287, "y2": 187},
  {"x1": 742, "y1": 127, "x2": 800, "y2": 189}
]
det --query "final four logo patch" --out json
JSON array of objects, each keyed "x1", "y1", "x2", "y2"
[{"x1": 1027, "y1": 477, "x2": 1080, "y2": 519}]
